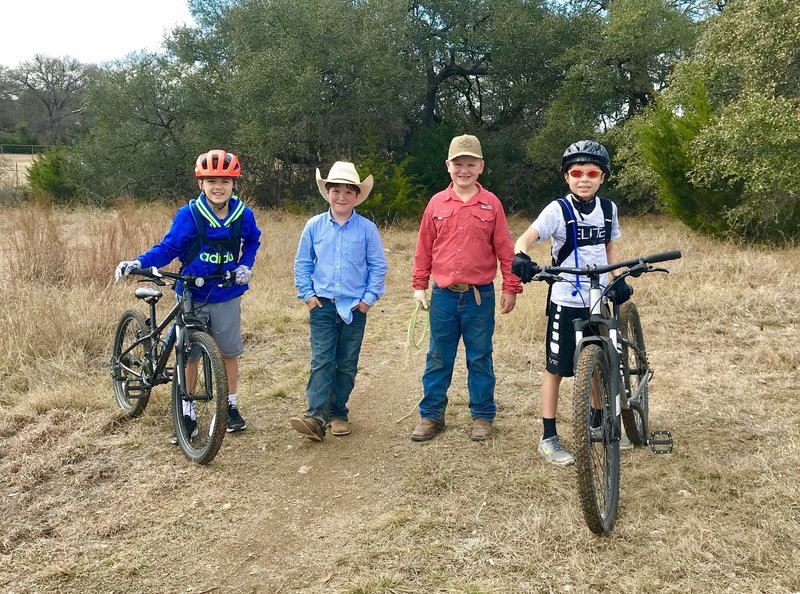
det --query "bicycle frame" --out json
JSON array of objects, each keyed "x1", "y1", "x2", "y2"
[
  {"x1": 535, "y1": 250, "x2": 681, "y2": 437},
  {"x1": 113, "y1": 269, "x2": 224, "y2": 391}
]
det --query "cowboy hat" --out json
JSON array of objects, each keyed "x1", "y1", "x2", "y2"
[{"x1": 315, "y1": 161, "x2": 374, "y2": 206}]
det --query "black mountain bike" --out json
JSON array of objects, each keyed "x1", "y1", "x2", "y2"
[
  {"x1": 526, "y1": 250, "x2": 681, "y2": 534},
  {"x1": 110, "y1": 267, "x2": 231, "y2": 464}
]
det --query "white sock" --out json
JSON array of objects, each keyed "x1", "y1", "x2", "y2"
[
  {"x1": 228, "y1": 393, "x2": 237, "y2": 407},
  {"x1": 182, "y1": 400, "x2": 196, "y2": 420}
]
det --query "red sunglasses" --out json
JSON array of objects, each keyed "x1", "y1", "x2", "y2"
[{"x1": 568, "y1": 168, "x2": 603, "y2": 179}]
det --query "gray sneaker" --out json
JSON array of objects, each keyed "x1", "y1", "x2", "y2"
[
  {"x1": 590, "y1": 426, "x2": 634, "y2": 450},
  {"x1": 538, "y1": 435, "x2": 575, "y2": 466}
]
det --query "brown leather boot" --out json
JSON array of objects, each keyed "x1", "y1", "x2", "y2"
[
  {"x1": 470, "y1": 418, "x2": 494, "y2": 442},
  {"x1": 329, "y1": 418, "x2": 351, "y2": 436},
  {"x1": 289, "y1": 416, "x2": 325, "y2": 442},
  {"x1": 411, "y1": 418, "x2": 445, "y2": 442}
]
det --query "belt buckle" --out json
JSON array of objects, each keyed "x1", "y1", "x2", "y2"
[{"x1": 448, "y1": 283, "x2": 470, "y2": 293}]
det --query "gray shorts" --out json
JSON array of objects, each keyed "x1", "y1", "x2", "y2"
[{"x1": 190, "y1": 296, "x2": 244, "y2": 357}]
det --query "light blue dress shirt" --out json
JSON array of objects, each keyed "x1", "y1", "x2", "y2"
[{"x1": 294, "y1": 209, "x2": 388, "y2": 324}]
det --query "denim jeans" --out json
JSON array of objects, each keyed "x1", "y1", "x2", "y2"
[
  {"x1": 306, "y1": 298, "x2": 367, "y2": 424},
  {"x1": 419, "y1": 283, "x2": 496, "y2": 422}
]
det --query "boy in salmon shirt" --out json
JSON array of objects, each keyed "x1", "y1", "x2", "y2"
[{"x1": 411, "y1": 134, "x2": 522, "y2": 442}]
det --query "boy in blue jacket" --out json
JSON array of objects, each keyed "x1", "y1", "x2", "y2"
[{"x1": 115, "y1": 149, "x2": 261, "y2": 433}]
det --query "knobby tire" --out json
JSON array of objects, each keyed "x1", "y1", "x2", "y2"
[
  {"x1": 172, "y1": 330, "x2": 228, "y2": 465},
  {"x1": 572, "y1": 344, "x2": 620, "y2": 535},
  {"x1": 111, "y1": 309, "x2": 152, "y2": 418},
  {"x1": 619, "y1": 302, "x2": 649, "y2": 445}
]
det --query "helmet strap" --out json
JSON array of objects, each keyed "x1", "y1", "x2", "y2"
[
  {"x1": 571, "y1": 194, "x2": 597, "y2": 214},
  {"x1": 211, "y1": 199, "x2": 229, "y2": 212}
]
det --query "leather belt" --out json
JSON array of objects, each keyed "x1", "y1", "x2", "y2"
[
  {"x1": 446, "y1": 284, "x2": 482, "y2": 305},
  {"x1": 447, "y1": 283, "x2": 470, "y2": 292}
]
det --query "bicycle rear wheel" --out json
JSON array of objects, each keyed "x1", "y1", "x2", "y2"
[
  {"x1": 110, "y1": 309, "x2": 152, "y2": 418},
  {"x1": 619, "y1": 302, "x2": 649, "y2": 445},
  {"x1": 572, "y1": 344, "x2": 620, "y2": 535},
  {"x1": 172, "y1": 330, "x2": 228, "y2": 464}
]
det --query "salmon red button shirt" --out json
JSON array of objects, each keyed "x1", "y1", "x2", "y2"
[{"x1": 412, "y1": 182, "x2": 522, "y2": 295}]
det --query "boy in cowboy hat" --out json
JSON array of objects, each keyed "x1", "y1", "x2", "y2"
[
  {"x1": 290, "y1": 161, "x2": 388, "y2": 441},
  {"x1": 411, "y1": 134, "x2": 522, "y2": 442}
]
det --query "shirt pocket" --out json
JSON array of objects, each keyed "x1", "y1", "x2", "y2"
[
  {"x1": 469, "y1": 209, "x2": 495, "y2": 241},
  {"x1": 432, "y1": 208, "x2": 454, "y2": 234},
  {"x1": 343, "y1": 237, "x2": 366, "y2": 262}
]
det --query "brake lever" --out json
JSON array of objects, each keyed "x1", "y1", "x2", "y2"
[
  {"x1": 535, "y1": 271, "x2": 561, "y2": 285},
  {"x1": 627, "y1": 266, "x2": 648, "y2": 278},
  {"x1": 216, "y1": 271, "x2": 234, "y2": 288},
  {"x1": 649, "y1": 266, "x2": 670, "y2": 274}
]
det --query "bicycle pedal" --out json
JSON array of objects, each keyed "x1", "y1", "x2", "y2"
[
  {"x1": 124, "y1": 381, "x2": 146, "y2": 399},
  {"x1": 649, "y1": 430, "x2": 673, "y2": 454}
]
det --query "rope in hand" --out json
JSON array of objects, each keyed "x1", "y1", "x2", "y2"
[
  {"x1": 395, "y1": 301, "x2": 429, "y2": 423},
  {"x1": 406, "y1": 300, "x2": 429, "y2": 351}
]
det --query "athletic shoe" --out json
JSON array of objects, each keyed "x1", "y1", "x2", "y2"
[
  {"x1": 538, "y1": 435, "x2": 575, "y2": 466},
  {"x1": 169, "y1": 415, "x2": 198, "y2": 445},
  {"x1": 226, "y1": 404, "x2": 247, "y2": 432},
  {"x1": 590, "y1": 426, "x2": 634, "y2": 450}
]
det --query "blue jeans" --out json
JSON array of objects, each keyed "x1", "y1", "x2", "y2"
[
  {"x1": 306, "y1": 298, "x2": 367, "y2": 424},
  {"x1": 419, "y1": 283, "x2": 496, "y2": 422}
]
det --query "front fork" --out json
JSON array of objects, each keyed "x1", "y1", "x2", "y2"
[{"x1": 576, "y1": 311, "x2": 622, "y2": 442}]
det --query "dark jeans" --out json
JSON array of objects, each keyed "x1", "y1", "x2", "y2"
[
  {"x1": 419, "y1": 283, "x2": 496, "y2": 422},
  {"x1": 306, "y1": 298, "x2": 367, "y2": 424}
]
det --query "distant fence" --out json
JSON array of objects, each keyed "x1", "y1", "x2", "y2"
[
  {"x1": 0, "y1": 151, "x2": 38, "y2": 187},
  {"x1": 0, "y1": 144, "x2": 48, "y2": 155}
]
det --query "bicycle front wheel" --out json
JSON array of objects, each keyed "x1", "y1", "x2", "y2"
[
  {"x1": 172, "y1": 330, "x2": 228, "y2": 465},
  {"x1": 110, "y1": 309, "x2": 152, "y2": 418},
  {"x1": 572, "y1": 344, "x2": 620, "y2": 535},
  {"x1": 619, "y1": 302, "x2": 649, "y2": 445}
]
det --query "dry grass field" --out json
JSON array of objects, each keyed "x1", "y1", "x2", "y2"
[
  {"x1": 0, "y1": 200, "x2": 798, "y2": 593},
  {"x1": 0, "y1": 154, "x2": 35, "y2": 187}
]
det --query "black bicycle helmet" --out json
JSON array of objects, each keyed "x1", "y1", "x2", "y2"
[{"x1": 561, "y1": 140, "x2": 610, "y2": 174}]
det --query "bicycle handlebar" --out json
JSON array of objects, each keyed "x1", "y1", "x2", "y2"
[
  {"x1": 531, "y1": 250, "x2": 682, "y2": 278},
  {"x1": 129, "y1": 267, "x2": 234, "y2": 288}
]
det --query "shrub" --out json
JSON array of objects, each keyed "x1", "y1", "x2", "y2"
[{"x1": 26, "y1": 145, "x2": 77, "y2": 201}]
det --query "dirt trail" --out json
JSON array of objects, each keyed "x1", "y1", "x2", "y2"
[{"x1": 4, "y1": 217, "x2": 800, "y2": 593}]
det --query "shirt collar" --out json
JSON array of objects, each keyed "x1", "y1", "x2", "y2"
[
  {"x1": 197, "y1": 193, "x2": 241, "y2": 226},
  {"x1": 327, "y1": 208, "x2": 357, "y2": 226},
  {"x1": 442, "y1": 181, "x2": 487, "y2": 204}
]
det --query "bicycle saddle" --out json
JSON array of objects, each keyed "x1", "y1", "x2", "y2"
[{"x1": 134, "y1": 287, "x2": 163, "y2": 302}]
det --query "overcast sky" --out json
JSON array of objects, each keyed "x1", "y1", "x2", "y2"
[{"x1": 2, "y1": 0, "x2": 195, "y2": 68}]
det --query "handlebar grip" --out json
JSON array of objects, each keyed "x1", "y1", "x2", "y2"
[{"x1": 645, "y1": 250, "x2": 682, "y2": 264}]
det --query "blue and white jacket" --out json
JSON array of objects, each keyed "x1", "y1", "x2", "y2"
[{"x1": 137, "y1": 193, "x2": 261, "y2": 304}]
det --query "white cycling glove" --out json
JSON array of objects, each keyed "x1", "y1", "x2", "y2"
[
  {"x1": 234, "y1": 265, "x2": 252, "y2": 285},
  {"x1": 413, "y1": 289, "x2": 429, "y2": 310},
  {"x1": 115, "y1": 259, "x2": 141, "y2": 282}
]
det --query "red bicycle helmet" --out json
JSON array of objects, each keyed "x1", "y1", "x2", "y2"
[{"x1": 194, "y1": 149, "x2": 242, "y2": 178}]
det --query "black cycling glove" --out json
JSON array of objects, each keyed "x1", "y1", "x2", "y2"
[
  {"x1": 607, "y1": 277, "x2": 634, "y2": 305},
  {"x1": 511, "y1": 252, "x2": 537, "y2": 283}
]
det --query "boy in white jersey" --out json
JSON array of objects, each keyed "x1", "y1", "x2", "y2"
[{"x1": 511, "y1": 140, "x2": 633, "y2": 466}]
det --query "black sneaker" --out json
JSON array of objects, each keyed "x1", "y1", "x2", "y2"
[
  {"x1": 169, "y1": 415, "x2": 198, "y2": 445},
  {"x1": 226, "y1": 404, "x2": 246, "y2": 432}
]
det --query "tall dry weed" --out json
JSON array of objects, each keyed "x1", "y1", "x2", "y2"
[{"x1": 2, "y1": 202, "x2": 69, "y2": 285}]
